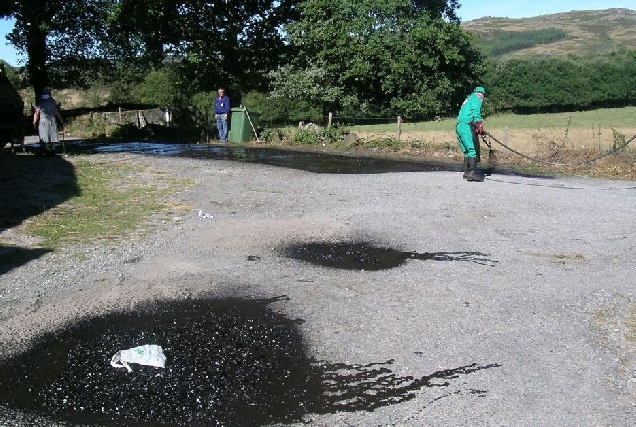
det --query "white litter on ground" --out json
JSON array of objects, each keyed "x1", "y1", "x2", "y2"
[{"x1": 110, "y1": 344, "x2": 166, "y2": 373}]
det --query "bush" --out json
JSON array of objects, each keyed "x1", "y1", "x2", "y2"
[
  {"x1": 290, "y1": 125, "x2": 349, "y2": 145},
  {"x1": 259, "y1": 127, "x2": 288, "y2": 144},
  {"x1": 291, "y1": 128, "x2": 320, "y2": 145},
  {"x1": 137, "y1": 68, "x2": 185, "y2": 107},
  {"x1": 191, "y1": 91, "x2": 217, "y2": 124},
  {"x1": 65, "y1": 113, "x2": 112, "y2": 138},
  {"x1": 242, "y1": 91, "x2": 323, "y2": 125}
]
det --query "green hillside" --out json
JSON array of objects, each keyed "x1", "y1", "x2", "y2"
[{"x1": 462, "y1": 8, "x2": 636, "y2": 57}]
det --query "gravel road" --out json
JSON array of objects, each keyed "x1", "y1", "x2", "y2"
[{"x1": 1, "y1": 151, "x2": 635, "y2": 426}]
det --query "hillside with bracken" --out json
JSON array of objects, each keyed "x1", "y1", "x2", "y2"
[{"x1": 461, "y1": 8, "x2": 636, "y2": 57}]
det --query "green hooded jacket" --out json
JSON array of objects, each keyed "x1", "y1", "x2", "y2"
[{"x1": 457, "y1": 92, "x2": 483, "y2": 125}]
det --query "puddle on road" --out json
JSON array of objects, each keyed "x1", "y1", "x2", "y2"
[
  {"x1": 59, "y1": 140, "x2": 546, "y2": 176},
  {"x1": 0, "y1": 296, "x2": 500, "y2": 426},
  {"x1": 283, "y1": 241, "x2": 498, "y2": 270},
  {"x1": 67, "y1": 141, "x2": 459, "y2": 174}
]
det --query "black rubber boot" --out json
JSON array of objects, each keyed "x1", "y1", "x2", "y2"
[
  {"x1": 462, "y1": 157, "x2": 469, "y2": 179},
  {"x1": 465, "y1": 157, "x2": 484, "y2": 182}
]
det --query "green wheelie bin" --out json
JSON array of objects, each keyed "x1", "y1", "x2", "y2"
[{"x1": 229, "y1": 107, "x2": 260, "y2": 143}]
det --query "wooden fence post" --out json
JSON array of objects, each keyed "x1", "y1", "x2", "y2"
[
  {"x1": 118, "y1": 107, "x2": 122, "y2": 124},
  {"x1": 328, "y1": 112, "x2": 333, "y2": 127},
  {"x1": 397, "y1": 115, "x2": 402, "y2": 141}
]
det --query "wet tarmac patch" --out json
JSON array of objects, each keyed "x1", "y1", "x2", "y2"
[
  {"x1": 0, "y1": 296, "x2": 500, "y2": 426},
  {"x1": 64, "y1": 141, "x2": 461, "y2": 174},
  {"x1": 282, "y1": 241, "x2": 497, "y2": 270},
  {"x1": 58, "y1": 140, "x2": 551, "y2": 177}
]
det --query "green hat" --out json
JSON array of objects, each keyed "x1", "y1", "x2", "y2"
[{"x1": 474, "y1": 86, "x2": 486, "y2": 95}]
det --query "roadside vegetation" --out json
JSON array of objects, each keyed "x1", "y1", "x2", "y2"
[
  {"x1": 19, "y1": 158, "x2": 194, "y2": 248},
  {"x1": 253, "y1": 106, "x2": 636, "y2": 180},
  {"x1": 3, "y1": 5, "x2": 635, "y2": 126}
]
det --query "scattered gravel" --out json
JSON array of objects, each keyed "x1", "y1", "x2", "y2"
[{"x1": 1, "y1": 151, "x2": 636, "y2": 425}]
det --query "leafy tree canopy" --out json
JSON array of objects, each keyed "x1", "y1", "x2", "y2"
[
  {"x1": 269, "y1": 0, "x2": 482, "y2": 119},
  {"x1": 1, "y1": 0, "x2": 113, "y2": 103},
  {"x1": 483, "y1": 50, "x2": 636, "y2": 113},
  {"x1": 1, "y1": 0, "x2": 299, "y2": 104},
  {"x1": 109, "y1": 0, "x2": 300, "y2": 94}
]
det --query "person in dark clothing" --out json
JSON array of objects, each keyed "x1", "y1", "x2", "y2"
[
  {"x1": 33, "y1": 87, "x2": 63, "y2": 155},
  {"x1": 214, "y1": 88, "x2": 230, "y2": 142}
]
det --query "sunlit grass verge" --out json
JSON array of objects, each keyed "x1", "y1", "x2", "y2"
[{"x1": 23, "y1": 158, "x2": 194, "y2": 248}]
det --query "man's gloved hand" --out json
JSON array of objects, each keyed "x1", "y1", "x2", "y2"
[{"x1": 475, "y1": 121, "x2": 485, "y2": 135}]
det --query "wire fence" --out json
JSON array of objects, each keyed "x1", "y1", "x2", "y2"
[
  {"x1": 323, "y1": 114, "x2": 425, "y2": 141},
  {"x1": 325, "y1": 115, "x2": 402, "y2": 126}
]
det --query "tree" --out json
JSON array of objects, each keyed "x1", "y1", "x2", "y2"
[
  {"x1": 137, "y1": 66, "x2": 185, "y2": 107},
  {"x1": 109, "y1": 0, "x2": 300, "y2": 95},
  {"x1": 0, "y1": 0, "x2": 113, "y2": 103},
  {"x1": 105, "y1": 0, "x2": 181, "y2": 68},
  {"x1": 269, "y1": 0, "x2": 482, "y2": 120},
  {"x1": 483, "y1": 51, "x2": 636, "y2": 114}
]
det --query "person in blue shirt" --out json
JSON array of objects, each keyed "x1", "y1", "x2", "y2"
[
  {"x1": 214, "y1": 87, "x2": 230, "y2": 142},
  {"x1": 456, "y1": 86, "x2": 486, "y2": 182}
]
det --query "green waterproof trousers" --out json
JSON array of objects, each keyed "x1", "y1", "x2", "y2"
[{"x1": 456, "y1": 122, "x2": 477, "y2": 158}]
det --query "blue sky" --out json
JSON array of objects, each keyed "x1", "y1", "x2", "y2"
[
  {"x1": 457, "y1": 0, "x2": 636, "y2": 21},
  {"x1": 1, "y1": 1, "x2": 635, "y2": 67}
]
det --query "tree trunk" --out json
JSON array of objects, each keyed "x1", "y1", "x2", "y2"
[{"x1": 26, "y1": 25, "x2": 48, "y2": 106}]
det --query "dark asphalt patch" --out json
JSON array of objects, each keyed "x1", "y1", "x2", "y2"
[
  {"x1": 282, "y1": 241, "x2": 498, "y2": 270},
  {"x1": 0, "y1": 296, "x2": 313, "y2": 426},
  {"x1": 0, "y1": 296, "x2": 500, "y2": 426}
]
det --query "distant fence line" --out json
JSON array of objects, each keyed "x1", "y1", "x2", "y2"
[
  {"x1": 76, "y1": 107, "x2": 416, "y2": 140},
  {"x1": 80, "y1": 106, "x2": 205, "y2": 129},
  {"x1": 325, "y1": 113, "x2": 405, "y2": 140}
]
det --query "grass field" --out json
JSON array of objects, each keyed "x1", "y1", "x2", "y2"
[
  {"x1": 351, "y1": 107, "x2": 636, "y2": 132},
  {"x1": 347, "y1": 106, "x2": 636, "y2": 154},
  {"x1": 338, "y1": 107, "x2": 636, "y2": 180}
]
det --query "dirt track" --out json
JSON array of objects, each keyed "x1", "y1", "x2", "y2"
[{"x1": 1, "y1": 151, "x2": 636, "y2": 425}]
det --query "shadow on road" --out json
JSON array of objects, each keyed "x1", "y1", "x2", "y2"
[{"x1": 0, "y1": 155, "x2": 79, "y2": 273}]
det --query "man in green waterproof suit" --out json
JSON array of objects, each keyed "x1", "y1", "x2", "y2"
[{"x1": 456, "y1": 86, "x2": 486, "y2": 182}]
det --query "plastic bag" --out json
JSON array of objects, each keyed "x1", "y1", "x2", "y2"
[{"x1": 110, "y1": 344, "x2": 167, "y2": 372}]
